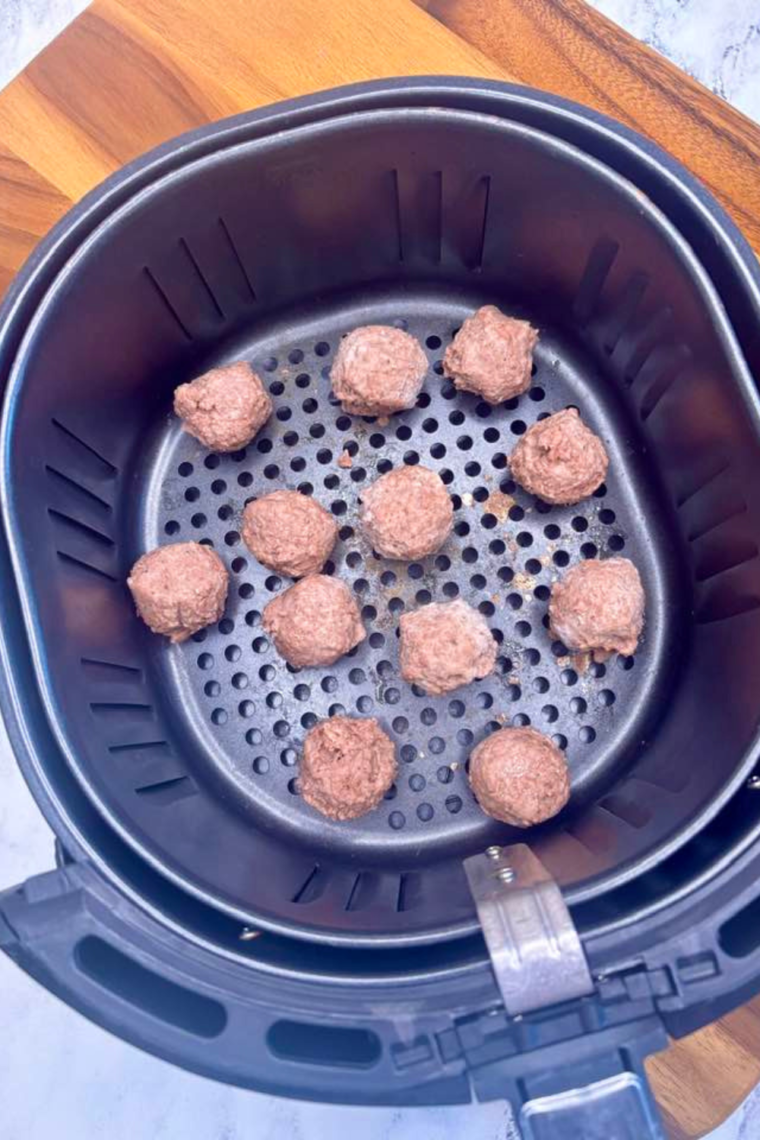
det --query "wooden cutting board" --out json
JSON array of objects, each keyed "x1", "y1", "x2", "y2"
[{"x1": 1, "y1": 1, "x2": 760, "y2": 1135}]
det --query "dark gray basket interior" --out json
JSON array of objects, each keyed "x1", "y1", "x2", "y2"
[{"x1": 4, "y1": 109, "x2": 760, "y2": 943}]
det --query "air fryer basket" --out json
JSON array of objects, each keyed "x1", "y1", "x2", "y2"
[{"x1": 3, "y1": 80, "x2": 760, "y2": 1119}]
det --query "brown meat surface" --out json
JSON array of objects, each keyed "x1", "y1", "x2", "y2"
[
  {"x1": 301, "y1": 716, "x2": 397, "y2": 820},
  {"x1": 242, "y1": 490, "x2": 337, "y2": 578},
  {"x1": 510, "y1": 408, "x2": 608, "y2": 505},
  {"x1": 262, "y1": 574, "x2": 366, "y2": 667},
  {"x1": 549, "y1": 557, "x2": 644, "y2": 657},
  {"x1": 444, "y1": 306, "x2": 537, "y2": 405},
  {"x1": 360, "y1": 465, "x2": 453, "y2": 560},
  {"x1": 469, "y1": 727, "x2": 570, "y2": 827},
  {"x1": 127, "y1": 542, "x2": 228, "y2": 642},
  {"x1": 174, "y1": 361, "x2": 272, "y2": 452},
  {"x1": 330, "y1": 325, "x2": 428, "y2": 416},
  {"x1": 399, "y1": 599, "x2": 497, "y2": 695}
]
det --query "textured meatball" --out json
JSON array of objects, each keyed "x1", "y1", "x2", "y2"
[
  {"x1": 510, "y1": 408, "x2": 608, "y2": 505},
  {"x1": 174, "y1": 361, "x2": 272, "y2": 452},
  {"x1": 550, "y1": 557, "x2": 645, "y2": 657},
  {"x1": 262, "y1": 575, "x2": 366, "y2": 667},
  {"x1": 242, "y1": 491, "x2": 337, "y2": 578},
  {"x1": 361, "y1": 465, "x2": 453, "y2": 560},
  {"x1": 300, "y1": 717, "x2": 397, "y2": 821},
  {"x1": 469, "y1": 727, "x2": 570, "y2": 827},
  {"x1": 127, "y1": 542, "x2": 228, "y2": 643},
  {"x1": 399, "y1": 599, "x2": 497, "y2": 695},
  {"x1": 330, "y1": 325, "x2": 428, "y2": 417},
  {"x1": 444, "y1": 305, "x2": 538, "y2": 405}
]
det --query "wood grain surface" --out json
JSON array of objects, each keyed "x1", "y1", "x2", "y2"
[
  {"x1": 1, "y1": 1, "x2": 759, "y2": 1135},
  {"x1": 417, "y1": 0, "x2": 760, "y2": 256}
]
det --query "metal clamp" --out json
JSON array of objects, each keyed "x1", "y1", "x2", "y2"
[{"x1": 464, "y1": 843, "x2": 594, "y2": 1016}]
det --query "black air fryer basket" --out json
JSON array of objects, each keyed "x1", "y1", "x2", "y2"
[{"x1": 3, "y1": 79, "x2": 760, "y2": 1138}]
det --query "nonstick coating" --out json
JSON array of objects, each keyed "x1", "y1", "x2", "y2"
[
  {"x1": 5, "y1": 107, "x2": 760, "y2": 944},
  {"x1": 147, "y1": 292, "x2": 667, "y2": 860}
]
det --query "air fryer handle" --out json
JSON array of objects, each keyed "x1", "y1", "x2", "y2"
[
  {"x1": 0, "y1": 862, "x2": 474, "y2": 1105},
  {"x1": 517, "y1": 1071, "x2": 666, "y2": 1139}
]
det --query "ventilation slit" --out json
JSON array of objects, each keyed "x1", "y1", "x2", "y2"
[
  {"x1": 179, "y1": 237, "x2": 225, "y2": 320},
  {"x1": 51, "y1": 418, "x2": 117, "y2": 475},
  {"x1": 573, "y1": 238, "x2": 619, "y2": 325},
  {"x1": 56, "y1": 551, "x2": 117, "y2": 581},
  {"x1": 390, "y1": 169, "x2": 403, "y2": 262},
  {"x1": 45, "y1": 466, "x2": 112, "y2": 512},
  {"x1": 218, "y1": 216, "x2": 257, "y2": 301},
  {"x1": 143, "y1": 267, "x2": 192, "y2": 340},
  {"x1": 48, "y1": 508, "x2": 113, "y2": 547}
]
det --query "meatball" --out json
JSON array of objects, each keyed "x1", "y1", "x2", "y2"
[
  {"x1": 444, "y1": 305, "x2": 538, "y2": 405},
  {"x1": 399, "y1": 599, "x2": 497, "y2": 695},
  {"x1": 262, "y1": 574, "x2": 365, "y2": 667},
  {"x1": 361, "y1": 465, "x2": 453, "y2": 560},
  {"x1": 174, "y1": 361, "x2": 272, "y2": 452},
  {"x1": 469, "y1": 727, "x2": 570, "y2": 827},
  {"x1": 300, "y1": 717, "x2": 397, "y2": 821},
  {"x1": 242, "y1": 491, "x2": 337, "y2": 578},
  {"x1": 127, "y1": 542, "x2": 228, "y2": 642},
  {"x1": 510, "y1": 408, "x2": 608, "y2": 505},
  {"x1": 549, "y1": 557, "x2": 644, "y2": 657},
  {"x1": 330, "y1": 325, "x2": 428, "y2": 417}
]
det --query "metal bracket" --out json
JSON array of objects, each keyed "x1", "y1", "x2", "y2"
[{"x1": 464, "y1": 843, "x2": 594, "y2": 1016}]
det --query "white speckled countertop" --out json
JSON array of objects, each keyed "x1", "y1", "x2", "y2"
[{"x1": 1, "y1": 1, "x2": 760, "y2": 1137}]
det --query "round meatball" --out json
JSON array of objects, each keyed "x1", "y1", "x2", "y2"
[
  {"x1": 444, "y1": 305, "x2": 538, "y2": 405},
  {"x1": 262, "y1": 574, "x2": 366, "y2": 667},
  {"x1": 399, "y1": 599, "x2": 497, "y2": 695},
  {"x1": 242, "y1": 491, "x2": 337, "y2": 578},
  {"x1": 361, "y1": 465, "x2": 453, "y2": 560},
  {"x1": 174, "y1": 361, "x2": 272, "y2": 452},
  {"x1": 549, "y1": 557, "x2": 644, "y2": 657},
  {"x1": 301, "y1": 717, "x2": 397, "y2": 821},
  {"x1": 510, "y1": 408, "x2": 608, "y2": 505},
  {"x1": 469, "y1": 727, "x2": 570, "y2": 827},
  {"x1": 127, "y1": 542, "x2": 228, "y2": 642},
  {"x1": 330, "y1": 326, "x2": 428, "y2": 417}
]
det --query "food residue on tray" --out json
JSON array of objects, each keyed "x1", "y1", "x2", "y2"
[
  {"x1": 487, "y1": 490, "x2": 515, "y2": 522},
  {"x1": 337, "y1": 448, "x2": 353, "y2": 468}
]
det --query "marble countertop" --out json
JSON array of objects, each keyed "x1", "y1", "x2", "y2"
[{"x1": 1, "y1": 1, "x2": 759, "y2": 1138}]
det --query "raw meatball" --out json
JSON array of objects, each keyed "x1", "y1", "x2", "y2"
[
  {"x1": 399, "y1": 599, "x2": 497, "y2": 695},
  {"x1": 174, "y1": 361, "x2": 272, "y2": 452},
  {"x1": 262, "y1": 574, "x2": 365, "y2": 667},
  {"x1": 127, "y1": 542, "x2": 228, "y2": 642},
  {"x1": 330, "y1": 326, "x2": 428, "y2": 417},
  {"x1": 510, "y1": 408, "x2": 608, "y2": 505},
  {"x1": 469, "y1": 727, "x2": 570, "y2": 827},
  {"x1": 361, "y1": 465, "x2": 453, "y2": 560},
  {"x1": 242, "y1": 491, "x2": 337, "y2": 578},
  {"x1": 550, "y1": 557, "x2": 644, "y2": 657},
  {"x1": 301, "y1": 717, "x2": 397, "y2": 821},
  {"x1": 444, "y1": 305, "x2": 538, "y2": 405}
]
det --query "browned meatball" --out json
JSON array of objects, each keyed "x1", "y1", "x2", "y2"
[
  {"x1": 468, "y1": 727, "x2": 570, "y2": 827},
  {"x1": 174, "y1": 361, "x2": 272, "y2": 452},
  {"x1": 300, "y1": 717, "x2": 397, "y2": 820},
  {"x1": 361, "y1": 465, "x2": 453, "y2": 560},
  {"x1": 262, "y1": 575, "x2": 366, "y2": 667},
  {"x1": 549, "y1": 557, "x2": 644, "y2": 657},
  {"x1": 444, "y1": 306, "x2": 538, "y2": 405},
  {"x1": 330, "y1": 326, "x2": 428, "y2": 417},
  {"x1": 127, "y1": 542, "x2": 228, "y2": 642},
  {"x1": 510, "y1": 408, "x2": 608, "y2": 505},
  {"x1": 242, "y1": 491, "x2": 337, "y2": 578},
  {"x1": 399, "y1": 599, "x2": 497, "y2": 695}
]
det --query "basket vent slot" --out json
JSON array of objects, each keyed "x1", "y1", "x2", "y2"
[
  {"x1": 267, "y1": 1020, "x2": 380, "y2": 1069},
  {"x1": 75, "y1": 936, "x2": 226, "y2": 1037}
]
